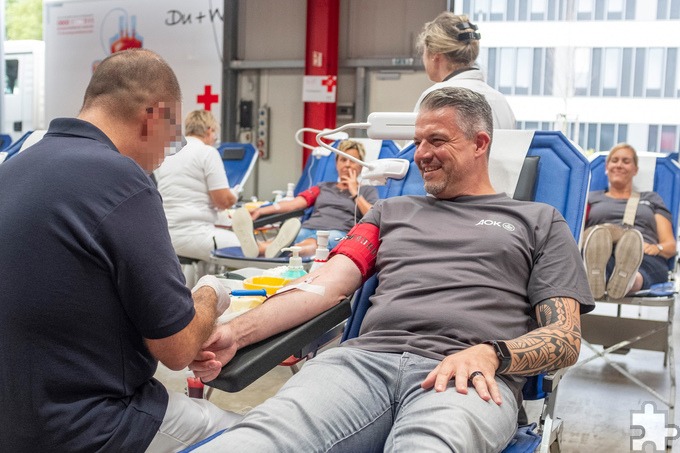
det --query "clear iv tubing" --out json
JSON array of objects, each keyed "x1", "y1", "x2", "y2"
[{"x1": 295, "y1": 128, "x2": 322, "y2": 191}]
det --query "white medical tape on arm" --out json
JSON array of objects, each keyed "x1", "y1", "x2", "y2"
[{"x1": 275, "y1": 276, "x2": 326, "y2": 296}]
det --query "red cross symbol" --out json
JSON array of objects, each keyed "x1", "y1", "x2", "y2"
[
  {"x1": 197, "y1": 85, "x2": 219, "y2": 111},
  {"x1": 321, "y1": 76, "x2": 337, "y2": 93}
]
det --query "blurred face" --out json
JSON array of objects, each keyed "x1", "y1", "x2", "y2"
[
  {"x1": 414, "y1": 107, "x2": 486, "y2": 198},
  {"x1": 606, "y1": 147, "x2": 638, "y2": 187},
  {"x1": 422, "y1": 48, "x2": 438, "y2": 82},
  {"x1": 204, "y1": 126, "x2": 219, "y2": 146},
  {"x1": 336, "y1": 148, "x2": 363, "y2": 179},
  {"x1": 139, "y1": 101, "x2": 182, "y2": 172}
]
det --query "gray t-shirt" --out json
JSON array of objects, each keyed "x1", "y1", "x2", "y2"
[
  {"x1": 343, "y1": 193, "x2": 594, "y2": 401},
  {"x1": 302, "y1": 181, "x2": 379, "y2": 232},
  {"x1": 586, "y1": 190, "x2": 672, "y2": 244}
]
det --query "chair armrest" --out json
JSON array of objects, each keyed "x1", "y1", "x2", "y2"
[
  {"x1": 252, "y1": 208, "x2": 307, "y2": 229},
  {"x1": 541, "y1": 368, "x2": 565, "y2": 393},
  {"x1": 207, "y1": 299, "x2": 352, "y2": 392}
]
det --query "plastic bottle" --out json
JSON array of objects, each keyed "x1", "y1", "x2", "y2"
[
  {"x1": 272, "y1": 190, "x2": 284, "y2": 203},
  {"x1": 309, "y1": 230, "x2": 330, "y2": 273},
  {"x1": 280, "y1": 246, "x2": 308, "y2": 279},
  {"x1": 283, "y1": 182, "x2": 296, "y2": 201}
]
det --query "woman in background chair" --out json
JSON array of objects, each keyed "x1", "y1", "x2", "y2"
[
  {"x1": 583, "y1": 143, "x2": 676, "y2": 299},
  {"x1": 232, "y1": 140, "x2": 379, "y2": 258},
  {"x1": 155, "y1": 110, "x2": 240, "y2": 261},
  {"x1": 415, "y1": 11, "x2": 516, "y2": 130}
]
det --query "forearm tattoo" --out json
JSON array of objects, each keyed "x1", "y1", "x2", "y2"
[{"x1": 504, "y1": 297, "x2": 582, "y2": 375}]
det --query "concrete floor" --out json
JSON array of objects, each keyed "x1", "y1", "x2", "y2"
[{"x1": 155, "y1": 299, "x2": 680, "y2": 452}]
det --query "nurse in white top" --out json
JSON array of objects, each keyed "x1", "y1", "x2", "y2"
[
  {"x1": 414, "y1": 12, "x2": 516, "y2": 130},
  {"x1": 155, "y1": 110, "x2": 240, "y2": 261}
]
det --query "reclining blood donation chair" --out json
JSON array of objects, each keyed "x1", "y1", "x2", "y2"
[
  {"x1": 0, "y1": 134, "x2": 12, "y2": 151},
  {"x1": 217, "y1": 142, "x2": 259, "y2": 193},
  {"x1": 184, "y1": 130, "x2": 590, "y2": 453},
  {"x1": 0, "y1": 130, "x2": 45, "y2": 164},
  {"x1": 574, "y1": 151, "x2": 680, "y2": 448},
  {"x1": 209, "y1": 138, "x2": 400, "y2": 271}
]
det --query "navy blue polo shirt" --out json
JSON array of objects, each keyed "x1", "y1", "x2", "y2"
[{"x1": 0, "y1": 118, "x2": 195, "y2": 452}]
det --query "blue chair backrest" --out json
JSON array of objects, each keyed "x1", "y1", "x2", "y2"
[
  {"x1": 294, "y1": 139, "x2": 401, "y2": 197},
  {"x1": 0, "y1": 130, "x2": 34, "y2": 163},
  {"x1": 526, "y1": 131, "x2": 590, "y2": 243},
  {"x1": 0, "y1": 134, "x2": 12, "y2": 151},
  {"x1": 216, "y1": 142, "x2": 258, "y2": 188}
]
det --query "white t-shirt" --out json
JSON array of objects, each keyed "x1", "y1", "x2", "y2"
[
  {"x1": 414, "y1": 68, "x2": 517, "y2": 130},
  {"x1": 155, "y1": 136, "x2": 230, "y2": 232}
]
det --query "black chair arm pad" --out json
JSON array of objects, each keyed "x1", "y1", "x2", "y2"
[
  {"x1": 206, "y1": 298, "x2": 351, "y2": 392},
  {"x1": 252, "y1": 208, "x2": 307, "y2": 229}
]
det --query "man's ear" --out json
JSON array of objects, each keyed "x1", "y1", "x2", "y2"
[
  {"x1": 139, "y1": 108, "x2": 152, "y2": 141},
  {"x1": 475, "y1": 131, "x2": 491, "y2": 157}
]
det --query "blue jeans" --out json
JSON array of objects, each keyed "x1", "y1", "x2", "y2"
[
  {"x1": 195, "y1": 347, "x2": 518, "y2": 452},
  {"x1": 295, "y1": 228, "x2": 347, "y2": 249}
]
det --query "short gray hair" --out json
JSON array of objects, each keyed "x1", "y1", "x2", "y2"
[{"x1": 419, "y1": 87, "x2": 493, "y2": 145}]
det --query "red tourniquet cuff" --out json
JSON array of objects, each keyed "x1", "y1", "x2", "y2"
[
  {"x1": 298, "y1": 186, "x2": 320, "y2": 207},
  {"x1": 329, "y1": 222, "x2": 380, "y2": 282}
]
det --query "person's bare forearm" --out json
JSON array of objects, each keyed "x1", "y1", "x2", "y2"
[
  {"x1": 502, "y1": 297, "x2": 582, "y2": 375},
  {"x1": 258, "y1": 196, "x2": 307, "y2": 217},
  {"x1": 146, "y1": 287, "x2": 219, "y2": 370},
  {"x1": 227, "y1": 254, "x2": 362, "y2": 350},
  {"x1": 191, "y1": 287, "x2": 220, "y2": 346}
]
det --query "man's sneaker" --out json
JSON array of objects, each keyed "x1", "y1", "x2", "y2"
[
  {"x1": 231, "y1": 207, "x2": 259, "y2": 258},
  {"x1": 583, "y1": 226, "x2": 613, "y2": 299},
  {"x1": 265, "y1": 218, "x2": 302, "y2": 258},
  {"x1": 607, "y1": 228, "x2": 644, "y2": 299}
]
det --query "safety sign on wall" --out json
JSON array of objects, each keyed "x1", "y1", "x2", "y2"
[{"x1": 302, "y1": 75, "x2": 337, "y2": 103}]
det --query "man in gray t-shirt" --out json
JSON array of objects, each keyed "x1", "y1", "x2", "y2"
[{"x1": 189, "y1": 87, "x2": 595, "y2": 453}]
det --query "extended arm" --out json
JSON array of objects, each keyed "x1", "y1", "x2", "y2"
[
  {"x1": 253, "y1": 195, "x2": 309, "y2": 220},
  {"x1": 190, "y1": 254, "x2": 363, "y2": 381}
]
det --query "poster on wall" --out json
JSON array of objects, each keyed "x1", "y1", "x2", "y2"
[{"x1": 44, "y1": 0, "x2": 225, "y2": 124}]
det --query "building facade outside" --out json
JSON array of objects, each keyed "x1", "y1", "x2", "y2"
[{"x1": 456, "y1": 0, "x2": 679, "y2": 154}]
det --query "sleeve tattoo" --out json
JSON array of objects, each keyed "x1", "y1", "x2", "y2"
[{"x1": 504, "y1": 297, "x2": 582, "y2": 375}]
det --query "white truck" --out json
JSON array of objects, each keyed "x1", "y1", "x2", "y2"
[
  {"x1": 2, "y1": 40, "x2": 45, "y2": 143},
  {"x1": 43, "y1": 0, "x2": 225, "y2": 130}
]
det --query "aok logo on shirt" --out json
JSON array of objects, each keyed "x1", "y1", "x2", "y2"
[{"x1": 475, "y1": 219, "x2": 516, "y2": 231}]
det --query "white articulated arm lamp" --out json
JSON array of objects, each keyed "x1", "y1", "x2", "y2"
[{"x1": 309, "y1": 112, "x2": 417, "y2": 186}]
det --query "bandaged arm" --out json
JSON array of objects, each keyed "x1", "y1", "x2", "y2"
[{"x1": 223, "y1": 254, "x2": 363, "y2": 351}]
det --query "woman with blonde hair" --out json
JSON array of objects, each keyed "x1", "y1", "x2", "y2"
[
  {"x1": 415, "y1": 11, "x2": 516, "y2": 129},
  {"x1": 155, "y1": 109, "x2": 240, "y2": 261},
  {"x1": 232, "y1": 140, "x2": 379, "y2": 258}
]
